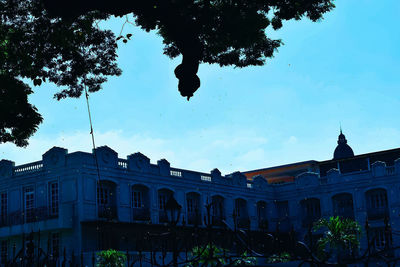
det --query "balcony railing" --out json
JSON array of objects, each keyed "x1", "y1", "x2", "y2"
[
  {"x1": 159, "y1": 211, "x2": 168, "y2": 223},
  {"x1": 236, "y1": 217, "x2": 250, "y2": 229},
  {"x1": 132, "y1": 208, "x2": 150, "y2": 221},
  {"x1": 98, "y1": 205, "x2": 117, "y2": 220},
  {"x1": 334, "y1": 209, "x2": 354, "y2": 220},
  {"x1": 258, "y1": 219, "x2": 268, "y2": 230},
  {"x1": 212, "y1": 215, "x2": 225, "y2": 227},
  {"x1": 367, "y1": 207, "x2": 389, "y2": 221},
  {"x1": 276, "y1": 217, "x2": 292, "y2": 232},
  {"x1": 187, "y1": 212, "x2": 202, "y2": 225},
  {"x1": 0, "y1": 207, "x2": 57, "y2": 227},
  {"x1": 302, "y1": 215, "x2": 321, "y2": 227}
]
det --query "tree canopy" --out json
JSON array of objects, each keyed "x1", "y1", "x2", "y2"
[{"x1": 1, "y1": 0, "x2": 335, "y2": 147}]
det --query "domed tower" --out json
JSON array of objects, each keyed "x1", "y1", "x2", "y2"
[{"x1": 333, "y1": 129, "x2": 354, "y2": 160}]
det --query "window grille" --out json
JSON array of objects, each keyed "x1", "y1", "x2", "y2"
[
  {"x1": 0, "y1": 193, "x2": 7, "y2": 224},
  {"x1": 0, "y1": 240, "x2": 7, "y2": 265},
  {"x1": 49, "y1": 182, "x2": 59, "y2": 216},
  {"x1": 24, "y1": 187, "x2": 35, "y2": 222},
  {"x1": 132, "y1": 190, "x2": 143, "y2": 208},
  {"x1": 51, "y1": 233, "x2": 60, "y2": 258}
]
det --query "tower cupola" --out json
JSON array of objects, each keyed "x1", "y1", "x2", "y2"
[{"x1": 333, "y1": 129, "x2": 354, "y2": 159}]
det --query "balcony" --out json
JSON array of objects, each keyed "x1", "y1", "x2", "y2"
[
  {"x1": 237, "y1": 217, "x2": 250, "y2": 229},
  {"x1": 258, "y1": 219, "x2": 268, "y2": 230},
  {"x1": 187, "y1": 212, "x2": 202, "y2": 225},
  {"x1": 132, "y1": 208, "x2": 150, "y2": 222},
  {"x1": 367, "y1": 207, "x2": 389, "y2": 221},
  {"x1": 0, "y1": 207, "x2": 57, "y2": 227},
  {"x1": 98, "y1": 205, "x2": 117, "y2": 220}
]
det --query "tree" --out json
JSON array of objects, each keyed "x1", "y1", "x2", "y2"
[
  {"x1": 313, "y1": 216, "x2": 361, "y2": 264},
  {"x1": 1, "y1": 0, "x2": 335, "y2": 147},
  {"x1": 96, "y1": 249, "x2": 126, "y2": 267},
  {"x1": 1, "y1": 0, "x2": 121, "y2": 146}
]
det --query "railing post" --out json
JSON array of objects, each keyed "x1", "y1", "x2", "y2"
[
  {"x1": 62, "y1": 247, "x2": 66, "y2": 267},
  {"x1": 92, "y1": 251, "x2": 95, "y2": 267},
  {"x1": 80, "y1": 251, "x2": 83, "y2": 267},
  {"x1": 126, "y1": 250, "x2": 129, "y2": 267}
]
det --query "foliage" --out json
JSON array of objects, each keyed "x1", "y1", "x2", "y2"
[
  {"x1": 0, "y1": 0, "x2": 121, "y2": 147},
  {"x1": 43, "y1": 0, "x2": 335, "y2": 100},
  {"x1": 187, "y1": 244, "x2": 256, "y2": 266},
  {"x1": 232, "y1": 251, "x2": 256, "y2": 266},
  {"x1": 267, "y1": 252, "x2": 291, "y2": 263},
  {"x1": 186, "y1": 243, "x2": 227, "y2": 267},
  {"x1": 96, "y1": 249, "x2": 126, "y2": 267},
  {"x1": 313, "y1": 216, "x2": 361, "y2": 261},
  {"x1": 1, "y1": 0, "x2": 335, "y2": 146}
]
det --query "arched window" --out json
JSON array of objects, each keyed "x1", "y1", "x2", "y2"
[
  {"x1": 97, "y1": 181, "x2": 117, "y2": 219},
  {"x1": 211, "y1": 195, "x2": 225, "y2": 226},
  {"x1": 332, "y1": 193, "x2": 354, "y2": 219},
  {"x1": 366, "y1": 188, "x2": 389, "y2": 220},
  {"x1": 132, "y1": 185, "x2": 150, "y2": 221},
  {"x1": 257, "y1": 201, "x2": 268, "y2": 230},
  {"x1": 158, "y1": 188, "x2": 173, "y2": 223},
  {"x1": 300, "y1": 198, "x2": 321, "y2": 227},
  {"x1": 235, "y1": 198, "x2": 249, "y2": 229},
  {"x1": 186, "y1": 192, "x2": 201, "y2": 225}
]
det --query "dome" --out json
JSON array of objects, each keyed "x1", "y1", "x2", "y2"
[{"x1": 333, "y1": 130, "x2": 354, "y2": 159}]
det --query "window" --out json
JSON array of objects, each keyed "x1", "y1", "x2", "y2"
[
  {"x1": 97, "y1": 185, "x2": 111, "y2": 205},
  {"x1": 49, "y1": 182, "x2": 59, "y2": 216},
  {"x1": 246, "y1": 183, "x2": 253, "y2": 188},
  {"x1": 132, "y1": 190, "x2": 143, "y2": 208},
  {"x1": 372, "y1": 228, "x2": 392, "y2": 250},
  {"x1": 159, "y1": 194, "x2": 167, "y2": 210},
  {"x1": 1, "y1": 240, "x2": 7, "y2": 265},
  {"x1": 0, "y1": 193, "x2": 7, "y2": 224},
  {"x1": 24, "y1": 187, "x2": 35, "y2": 222},
  {"x1": 187, "y1": 198, "x2": 196, "y2": 213},
  {"x1": 51, "y1": 233, "x2": 60, "y2": 257}
]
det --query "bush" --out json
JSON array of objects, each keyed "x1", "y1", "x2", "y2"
[{"x1": 96, "y1": 249, "x2": 126, "y2": 267}]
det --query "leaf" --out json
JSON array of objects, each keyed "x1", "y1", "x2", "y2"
[{"x1": 126, "y1": 33, "x2": 132, "y2": 39}]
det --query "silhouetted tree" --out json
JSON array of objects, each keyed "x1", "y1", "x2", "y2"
[{"x1": 1, "y1": 0, "x2": 335, "y2": 147}]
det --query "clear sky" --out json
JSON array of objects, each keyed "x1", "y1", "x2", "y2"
[{"x1": 1, "y1": 0, "x2": 400, "y2": 174}]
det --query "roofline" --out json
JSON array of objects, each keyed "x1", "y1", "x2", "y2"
[
  {"x1": 319, "y1": 147, "x2": 400, "y2": 164},
  {"x1": 242, "y1": 160, "x2": 318, "y2": 174}
]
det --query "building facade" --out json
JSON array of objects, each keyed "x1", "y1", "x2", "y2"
[{"x1": 0, "y1": 132, "x2": 399, "y2": 264}]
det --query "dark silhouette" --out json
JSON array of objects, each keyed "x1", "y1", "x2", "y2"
[{"x1": 1, "y1": 0, "x2": 335, "y2": 146}]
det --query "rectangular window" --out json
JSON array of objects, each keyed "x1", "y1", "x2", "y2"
[
  {"x1": 97, "y1": 185, "x2": 111, "y2": 205},
  {"x1": 187, "y1": 198, "x2": 196, "y2": 213},
  {"x1": 159, "y1": 194, "x2": 167, "y2": 210},
  {"x1": 49, "y1": 182, "x2": 59, "y2": 216},
  {"x1": 51, "y1": 233, "x2": 60, "y2": 257},
  {"x1": 24, "y1": 187, "x2": 35, "y2": 222},
  {"x1": 132, "y1": 190, "x2": 143, "y2": 208},
  {"x1": 246, "y1": 183, "x2": 253, "y2": 188},
  {"x1": 0, "y1": 193, "x2": 7, "y2": 224},
  {"x1": 0, "y1": 240, "x2": 7, "y2": 265}
]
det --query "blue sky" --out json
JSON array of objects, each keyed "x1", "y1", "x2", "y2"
[{"x1": 2, "y1": 0, "x2": 400, "y2": 174}]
